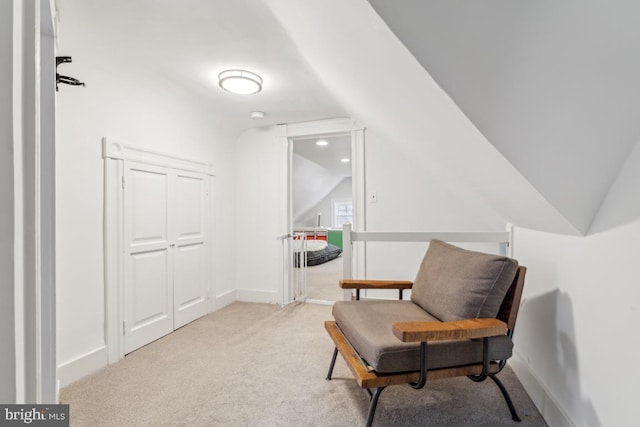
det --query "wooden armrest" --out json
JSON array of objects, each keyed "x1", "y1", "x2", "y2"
[
  {"x1": 339, "y1": 279, "x2": 413, "y2": 290},
  {"x1": 392, "y1": 318, "x2": 507, "y2": 342}
]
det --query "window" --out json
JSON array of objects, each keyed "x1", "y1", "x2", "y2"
[{"x1": 332, "y1": 199, "x2": 353, "y2": 228}]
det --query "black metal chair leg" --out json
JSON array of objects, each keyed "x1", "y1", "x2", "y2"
[
  {"x1": 488, "y1": 373, "x2": 521, "y2": 422},
  {"x1": 326, "y1": 347, "x2": 339, "y2": 380},
  {"x1": 365, "y1": 387, "x2": 385, "y2": 427}
]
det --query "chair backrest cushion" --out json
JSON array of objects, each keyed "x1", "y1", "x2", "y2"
[{"x1": 410, "y1": 240, "x2": 519, "y2": 322}]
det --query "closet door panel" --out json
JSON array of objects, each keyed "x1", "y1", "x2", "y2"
[
  {"x1": 173, "y1": 171, "x2": 208, "y2": 328},
  {"x1": 123, "y1": 162, "x2": 174, "y2": 354},
  {"x1": 129, "y1": 250, "x2": 171, "y2": 333}
]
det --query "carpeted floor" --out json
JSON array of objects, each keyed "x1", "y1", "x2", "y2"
[
  {"x1": 306, "y1": 257, "x2": 344, "y2": 301},
  {"x1": 60, "y1": 302, "x2": 547, "y2": 427}
]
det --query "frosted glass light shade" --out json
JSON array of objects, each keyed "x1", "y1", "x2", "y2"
[{"x1": 218, "y1": 69, "x2": 263, "y2": 95}]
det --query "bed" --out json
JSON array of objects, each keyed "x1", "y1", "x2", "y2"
[{"x1": 293, "y1": 238, "x2": 342, "y2": 267}]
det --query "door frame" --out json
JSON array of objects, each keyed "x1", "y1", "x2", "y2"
[
  {"x1": 13, "y1": 0, "x2": 58, "y2": 403},
  {"x1": 276, "y1": 118, "x2": 366, "y2": 305},
  {"x1": 102, "y1": 138, "x2": 215, "y2": 363}
]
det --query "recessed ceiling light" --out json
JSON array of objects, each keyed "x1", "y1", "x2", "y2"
[
  {"x1": 341, "y1": 158, "x2": 350, "y2": 163},
  {"x1": 316, "y1": 140, "x2": 329, "y2": 146},
  {"x1": 218, "y1": 69, "x2": 263, "y2": 95},
  {"x1": 250, "y1": 111, "x2": 265, "y2": 119}
]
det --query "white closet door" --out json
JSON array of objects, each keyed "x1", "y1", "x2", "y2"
[
  {"x1": 123, "y1": 161, "x2": 174, "y2": 354},
  {"x1": 172, "y1": 170, "x2": 208, "y2": 328}
]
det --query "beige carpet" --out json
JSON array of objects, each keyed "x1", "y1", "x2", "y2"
[
  {"x1": 306, "y1": 256, "x2": 344, "y2": 301},
  {"x1": 60, "y1": 302, "x2": 547, "y2": 427}
]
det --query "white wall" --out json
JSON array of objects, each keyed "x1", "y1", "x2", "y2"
[
  {"x1": 55, "y1": 12, "x2": 237, "y2": 382},
  {"x1": 234, "y1": 123, "x2": 508, "y2": 300},
  {"x1": 296, "y1": 177, "x2": 351, "y2": 228},
  {"x1": 234, "y1": 127, "x2": 282, "y2": 303},
  {"x1": 364, "y1": 127, "x2": 507, "y2": 283},
  {"x1": 510, "y1": 139, "x2": 640, "y2": 427},
  {"x1": 292, "y1": 153, "x2": 347, "y2": 225}
]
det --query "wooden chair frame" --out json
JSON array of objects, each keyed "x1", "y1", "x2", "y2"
[{"x1": 325, "y1": 266, "x2": 527, "y2": 426}]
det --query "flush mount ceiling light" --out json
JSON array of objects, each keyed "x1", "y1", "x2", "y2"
[
  {"x1": 250, "y1": 111, "x2": 265, "y2": 119},
  {"x1": 218, "y1": 69, "x2": 263, "y2": 95},
  {"x1": 316, "y1": 139, "x2": 329, "y2": 146},
  {"x1": 341, "y1": 158, "x2": 351, "y2": 163}
]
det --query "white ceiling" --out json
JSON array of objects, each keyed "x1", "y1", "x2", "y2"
[
  {"x1": 55, "y1": 0, "x2": 348, "y2": 137},
  {"x1": 367, "y1": 0, "x2": 640, "y2": 233},
  {"x1": 292, "y1": 134, "x2": 352, "y2": 177}
]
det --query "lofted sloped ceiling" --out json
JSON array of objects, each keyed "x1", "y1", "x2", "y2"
[
  {"x1": 266, "y1": 0, "x2": 582, "y2": 235},
  {"x1": 367, "y1": 0, "x2": 640, "y2": 234},
  {"x1": 56, "y1": 0, "x2": 639, "y2": 235}
]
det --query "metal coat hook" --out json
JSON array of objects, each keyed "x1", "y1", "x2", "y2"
[{"x1": 56, "y1": 56, "x2": 85, "y2": 91}]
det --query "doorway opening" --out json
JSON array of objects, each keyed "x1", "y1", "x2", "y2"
[
  {"x1": 277, "y1": 118, "x2": 365, "y2": 306},
  {"x1": 291, "y1": 134, "x2": 352, "y2": 302}
]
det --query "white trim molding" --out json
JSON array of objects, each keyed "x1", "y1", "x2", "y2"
[
  {"x1": 277, "y1": 118, "x2": 366, "y2": 305},
  {"x1": 214, "y1": 289, "x2": 237, "y2": 311},
  {"x1": 57, "y1": 345, "x2": 108, "y2": 388},
  {"x1": 510, "y1": 352, "x2": 575, "y2": 427},
  {"x1": 284, "y1": 117, "x2": 365, "y2": 138},
  {"x1": 236, "y1": 289, "x2": 279, "y2": 304},
  {"x1": 102, "y1": 138, "x2": 216, "y2": 176}
]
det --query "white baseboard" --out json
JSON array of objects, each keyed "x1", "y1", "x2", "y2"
[
  {"x1": 57, "y1": 345, "x2": 108, "y2": 388},
  {"x1": 304, "y1": 298, "x2": 335, "y2": 306},
  {"x1": 510, "y1": 351, "x2": 575, "y2": 427},
  {"x1": 236, "y1": 289, "x2": 279, "y2": 304},
  {"x1": 214, "y1": 289, "x2": 237, "y2": 310}
]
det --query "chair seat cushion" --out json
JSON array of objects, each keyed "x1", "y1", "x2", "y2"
[{"x1": 332, "y1": 300, "x2": 513, "y2": 374}]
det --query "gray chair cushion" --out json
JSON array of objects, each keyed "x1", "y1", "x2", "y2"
[
  {"x1": 410, "y1": 240, "x2": 519, "y2": 322},
  {"x1": 333, "y1": 300, "x2": 513, "y2": 374}
]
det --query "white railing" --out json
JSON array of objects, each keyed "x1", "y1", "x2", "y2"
[
  {"x1": 291, "y1": 232, "x2": 308, "y2": 302},
  {"x1": 276, "y1": 233, "x2": 292, "y2": 305},
  {"x1": 341, "y1": 223, "x2": 513, "y2": 298},
  {"x1": 277, "y1": 232, "x2": 309, "y2": 304}
]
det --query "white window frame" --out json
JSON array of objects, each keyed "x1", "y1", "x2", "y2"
[{"x1": 332, "y1": 198, "x2": 353, "y2": 228}]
